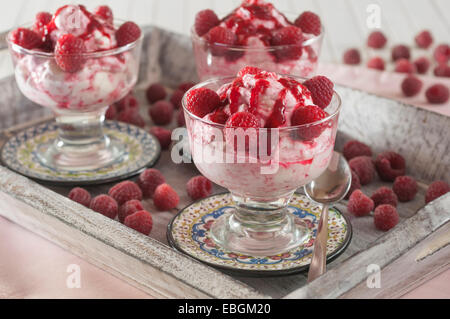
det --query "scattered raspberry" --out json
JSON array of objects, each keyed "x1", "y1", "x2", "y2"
[
  {"x1": 226, "y1": 111, "x2": 261, "y2": 128},
  {"x1": 116, "y1": 93, "x2": 138, "y2": 113},
  {"x1": 425, "y1": 84, "x2": 449, "y2": 104},
  {"x1": 178, "y1": 82, "x2": 196, "y2": 92},
  {"x1": 434, "y1": 44, "x2": 449, "y2": 64},
  {"x1": 138, "y1": 169, "x2": 165, "y2": 198},
  {"x1": 394, "y1": 59, "x2": 416, "y2": 73},
  {"x1": 347, "y1": 190, "x2": 374, "y2": 217},
  {"x1": 237, "y1": 66, "x2": 262, "y2": 78},
  {"x1": 55, "y1": 34, "x2": 86, "y2": 73},
  {"x1": 271, "y1": 26, "x2": 304, "y2": 62},
  {"x1": 150, "y1": 126, "x2": 172, "y2": 150},
  {"x1": 375, "y1": 151, "x2": 406, "y2": 182},
  {"x1": 105, "y1": 104, "x2": 117, "y2": 120},
  {"x1": 349, "y1": 156, "x2": 375, "y2": 185},
  {"x1": 108, "y1": 181, "x2": 143, "y2": 205},
  {"x1": 90, "y1": 195, "x2": 118, "y2": 219},
  {"x1": 391, "y1": 44, "x2": 410, "y2": 61},
  {"x1": 117, "y1": 108, "x2": 145, "y2": 128},
  {"x1": 185, "y1": 87, "x2": 220, "y2": 118},
  {"x1": 116, "y1": 21, "x2": 141, "y2": 46},
  {"x1": 415, "y1": 30, "x2": 433, "y2": 49},
  {"x1": 206, "y1": 107, "x2": 229, "y2": 124},
  {"x1": 124, "y1": 210, "x2": 153, "y2": 235},
  {"x1": 146, "y1": 83, "x2": 167, "y2": 104},
  {"x1": 9, "y1": 28, "x2": 42, "y2": 50},
  {"x1": 153, "y1": 184, "x2": 179, "y2": 211},
  {"x1": 177, "y1": 111, "x2": 186, "y2": 127},
  {"x1": 118, "y1": 200, "x2": 144, "y2": 223},
  {"x1": 434, "y1": 64, "x2": 450, "y2": 78},
  {"x1": 425, "y1": 181, "x2": 450, "y2": 204},
  {"x1": 291, "y1": 105, "x2": 329, "y2": 140},
  {"x1": 294, "y1": 11, "x2": 322, "y2": 36},
  {"x1": 94, "y1": 5, "x2": 113, "y2": 23},
  {"x1": 401, "y1": 75, "x2": 423, "y2": 97},
  {"x1": 195, "y1": 9, "x2": 220, "y2": 37},
  {"x1": 367, "y1": 56, "x2": 385, "y2": 71},
  {"x1": 371, "y1": 187, "x2": 398, "y2": 208},
  {"x1": 343, "y1": 140, "x2": 372, "y2": 161},
  {"x1": 187, "y1": 176, "x2": 213, "y2": 200},
  {"x1": 205, "y1": 26, "x2": 236, "y2": 56},
  {"x1": 149, "y1": 101, "x2": 174, "y2": 125},
  {"x1": 367, "y1": 31, "x2": 387, "y2": 49},
  {"x1": 374, "y1": 205, "x2": 399, "y2": 231},
  {"x1": 170, "y1": 89, "x2": 185, "y2": 109},
  {"x1": 393, "y1": 176, "x2": 418, "y2": 202},
  {"x1": 414, "y1": 57, "x2": 430, "y2": 74},
  {"x1": 68, "y1": 187, "x2": 91, "y2": 207},
  {"x1": 343, "y1": 48, "x2": 361, "y2": 65},
  {"x1": 303, "y1": 75, "x2": 334, "y2": 109},
  {"x1": 345, "y1": 170, "x2": 361, "y2": 200}
]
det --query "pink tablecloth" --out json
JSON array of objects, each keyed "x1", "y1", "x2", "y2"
[{"x1": 0, "y1": 63, "x2": 449, "y2": 299}]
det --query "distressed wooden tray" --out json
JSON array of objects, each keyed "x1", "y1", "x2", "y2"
[{"x1": 0, "y1": 26, "x2": 449, "y2": 299}]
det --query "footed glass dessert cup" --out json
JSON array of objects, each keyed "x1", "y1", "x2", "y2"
[
  {"x1": 7, "y1": 23, "x2": 142, "y2": 172},
  {"x1": 183, "y1": 76, "x2": 342, "y2": 256}
]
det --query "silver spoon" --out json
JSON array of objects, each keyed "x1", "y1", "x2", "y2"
[{"x1": 304, "y1": 151, "x2": 352, "y2": 283}]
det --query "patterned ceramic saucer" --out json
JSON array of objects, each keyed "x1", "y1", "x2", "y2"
[
  {"x1": 168, "y1": 192, "x2": 352, "y2": 276},
  {"x1": 1, "y1": 121, "x2": 161, "y2": 185}
]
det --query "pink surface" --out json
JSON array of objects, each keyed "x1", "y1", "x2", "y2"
[{"x1": 0, "y1": 63, "x2": 449, "y2": 299}]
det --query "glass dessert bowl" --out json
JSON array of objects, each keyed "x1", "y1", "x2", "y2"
[
  {"x1": 192, "y1": 0, "x2": 324, "y2": 80},
  {"x1": 7, "y1": 5, "x2": 142, "y2": 171},
  {"x1": 182, "y1": 67, "x2": 341, "y2": 256}
]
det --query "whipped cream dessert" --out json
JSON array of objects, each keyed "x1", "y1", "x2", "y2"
[
  {"x1": 193, "y1": 0, "x2": 323, "y2": 80},
  {"x1": 9, "y1": 5, "x2": 141, "y2": 112},
  {"x1": 184, "y1": 67, "x2": 339, "y2": 200}
]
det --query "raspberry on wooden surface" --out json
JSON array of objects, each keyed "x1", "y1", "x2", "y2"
[
  {"x1": 108, "y1": 181, "x2": 143, "y2": 205},
  {"x1": 138, "y1": 168, "x2": 166, "y2": 198},
  {"x1": 124, "y1": 210, "x2": 153, "y2": 235},
  {"x1": 149, "y1": 101, "x2": 174, "y2": 125},
  {"x1": 349, "y1": 156, "x2": 375, "y2": 185},
  {"x1": 146, "y1": 83, "x2": 167, "y2": 104},
  {"x1": 68, "y1": 187, "x2": 91, "y2": 207},
  {"x1": 374, "y1": 204, "x2": 399, "y2": 231},
  {"x1": 425, "y1": 84, "x2": 449, "y2": 104},
  {"x1": 425, "y1": 181, "x2": 450, "y2": 204},
  {"x1": 375, "y1": 151, "x2": 406, "y2": 182},
  {"x1": 187, "y1": 176, "x2": 213, "y2": 200},
  {"x1": 118, "y1": 199, "x2": 144, "y2": 223},
  {"x1": 371, "y1": 187, "x2": 398, "y2": 208},
  {"x1": 347, "y1": 190, "x2": 374, "y2": 217},
  {"x1": 90, "y1": 195, "x2": 118, "y2": 219},
  {"x1": 153, "y1": 183, "x2": 179, "y2": 211},
  {"x1": 401, "y1": 75, "x2": 423, "y2": 97},
  {"x1": 343, "y1": 140, "x2": 372, "y2": 161},
  {"x1": 393, "y1": 176, "x2": 418, "y2": 202},
  {"x1": 149, "y1": 126, "x2": 172, "y2": 150}
]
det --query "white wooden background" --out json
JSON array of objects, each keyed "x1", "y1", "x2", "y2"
[{"x1": 0, "y1": 0, "x2": 449, "y2": 79}]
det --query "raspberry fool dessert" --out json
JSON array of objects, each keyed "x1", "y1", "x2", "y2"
[
  {"x1": 192, "y1": 0, "x2": 323, "y2": 80},
  {"x1": 7, "y1": 5, "x2": 142, "y2": 171},
  {"x1": 183, "y1": 66, "x2": 341, "y2": 256}
]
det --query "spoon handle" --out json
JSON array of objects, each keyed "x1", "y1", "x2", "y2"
[{"x1": 307, "y1": 204, "x2": 329, "y2": 283}]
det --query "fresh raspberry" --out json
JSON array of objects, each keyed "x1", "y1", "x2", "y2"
[
  {"x1": 349, "y1": 156, "x2": 375, "y2": 185},
  {"x1": 185, "y1": 88, "x2": 220, "y2": 118},
  {"x1": 345, "y1": 170, "x2": 361, "y2": 200},
  {"x1": 414, "y1": 57, "x2": 430, "y2": 74},
  {"x1": 108, "y1": 181, "x2": 143, "y2": 205},
  {"x1": 294, "y1": 11, "x2": 321, "y2": 36},
  {"x1": 187, "y1": 176, "x2": 213, "y2": 200},
  {"x1": 394, "y1": 59, "x2": 416, "y2": 73},
  {"x1": 138, "y1": 168, "x2": 166, "y2": 198},
  {"x1": 434, "y1": 64, "x2": 450, "y2": 78},
  {"x1": 374, "y1": 205, "x2": 399, "y2": 231},
  {"x1": 117, "y1": 108, "x2": 145, "y2": 128},
  {"x1": 153, "y1": 184, "x2": 179, "y2": 211},
  {"x1": 347, "y1": 190, "x2": 374, "y2": 217},
  {"x1": 195, "y1": 9, "x2": 220, "y2": 37},
  {"x1": 105, "y1": 104, "x2": 117, "y2": 120},
  {"x1": 116, "y1": 21, "x2": 141, "y2": 46},
  {"x1": 343, "y1": 48, "x2": 361, "y2": 65},
  {"x1": 124, "y1": 210, "x2": 153, "y2": 235},
  {"x1": 149, "y1": 126, "x2": 172, "y2": 150},
  {"x1": 33, "y1": 12, "x2": 52, "y2": 34},
  {"x1": 9, "y1": 28, "x2": 42, "y2": 50},
  {"x1": 425, "y1": 181, "x2": 450, "y2": 204},
  {"x1": 367, "y1": 57, "x2": 385, "y2": 70},
  {"x1": 205, "y1": 26, "x2": 236, "y2": 56},
  {"x1": 343, "y1": 140, "x2": 372, "y2": 161},
  {"x1": 206, "y1": 107, "x2": 229, "y2": 125},
  {"x1": 291, "y1": 105, "x2": 329, "y2": 140},
  {"x1": 303, "y1": 75, "x2": 334, "y2": 109},
  {"x1": 226, "y1": 111, "x2": 260, "y2": 128},
  {"x1": 393, "y1": 176, "x2": 418, "y2": 202},
  {"x1": 415, "y1": 30, "x2": 433, "y2": 49},
  {"x1": 68, "y1": 187, "x2": 91, "y2": 207},
  {"x1": 367, "y1": 31, "x2": 387, "y2": 49},
  {"x1": 401, "y1": 75, "x2": 423, "y2": 97},
  {"x1": 170, "y1": 89, "x2": 185, "y2": 109},
  {"x1": 115, "y1": 93, "x2": 138, "y2": 113},
  {"x1": 118, "y1": 199, "x2": 144, "y2": 223},
  {"x1": 371, "y1": 187, "x2": 398, "y2": 208},
  {"x1": 178, "y1": 82, "x2": 196, "y2": 92},
  {"x1": 237, "y1": 66, "x2": 262, "y2": 78},
  {"x1": 146, "y1": 83, "x2": 167, "y2": 104},
  {"x1": 149, "y1": 101, "x2": 174, "y2": 125},
  {"x1": 392, "y1": 45, "x2": 410, "y2": 61},
  {"x1": 375, "y1": 151, "x2": 406, "y2": 182},
  {"x1": 54, "y1": 34, "x2": 86, "y2": 73},
  {"x1": 94, "y1": 5, "x2": 113, "y2": 23},
  {"x1": 434, "y1": 44, "x2": 449, "y2": 64},
  {"x1": 177, "y1": 111, "x2": 186, "y2": 127},
  {"x1": 425, "y1": 84, "x2": 449, "y2": 104},
  {"x1": 271, "y1": 26, "x2": 304, "y2": 62},
  {"x1": 90, "y1": 195, "x2": 118, "y2": 219}
]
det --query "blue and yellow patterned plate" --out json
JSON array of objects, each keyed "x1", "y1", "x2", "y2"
[
  {"x1": 1, "y1": 121, "x2": 161, "y2": 185},
  {"x1": 168, "y1": 193, "x2": 352, "y2": 276}
]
